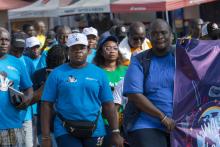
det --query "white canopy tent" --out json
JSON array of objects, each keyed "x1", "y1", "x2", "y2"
[
  {"x1": 8, "y1": 0, "x2": 60, "y2": 19},
  {"x1": 59, "y1": 0, "x2": 111, "y2": 16}
]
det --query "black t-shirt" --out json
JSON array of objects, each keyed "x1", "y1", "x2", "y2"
[{"x1": 32, "y1": 68, "x2": 54, "y2": 135}]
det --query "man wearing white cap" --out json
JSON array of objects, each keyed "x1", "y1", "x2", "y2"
[
  {"x1": 82, "y1": 27, "x2": 98, "y2": 63},
  {"x1": 41, "y1": 33, "x2": 124, "y2": 147},
  {"x1": 25, "y1": 36, "x2": 41, "y2": 69}
]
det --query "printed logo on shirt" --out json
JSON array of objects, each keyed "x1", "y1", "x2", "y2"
[
  {"x1": 0, "y1": 72, "x2": 12, "y2": 91},
  {"x1": 7, "y1": 66, "x2": 18, "y2": 72},
  {"x1": 67, "y1": 75, "x2": 77, "y2": 83},
  {"x1": 85, "y1": 77, "x2": 98, "y2": 81},
  {"x1": 96, "y1": 137, "x2": 104, "y2": 146}
]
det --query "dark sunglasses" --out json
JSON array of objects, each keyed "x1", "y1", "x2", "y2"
[{"x1": 132, "y1": 37, "x2": 145, "y2": 41}]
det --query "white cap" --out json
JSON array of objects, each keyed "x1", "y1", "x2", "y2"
[
  {"x1": 66, "y1": 33, "x2": 88, "y2": 47},
  {"x1": 25, "y1": 36, "x2": 40, "y2": 48},
  {"x1": 82, "y1": 27, "x2": 98, "y2": 37}
]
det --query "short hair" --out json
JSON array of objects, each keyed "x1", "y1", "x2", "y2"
[
  {"x1": 128, "y1": 21, "x2": 146, "y2": 35},
  {"x1": 46, "y1": 45, "x2": 66, "y2": 69},
  {"x1": 22, "y1": 24, "x2": 33, "y2": 32},
  {"x1": 0, "y1": 27, "x2": 10, "y2": 38},
  {"x1": 56, "y1": 25, "x2": 71, "y2": 35},
  {"x1": 149, "y1": 19, "x2": 171, "y2": 33}
]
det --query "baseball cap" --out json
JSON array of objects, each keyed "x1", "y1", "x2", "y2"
[
  {"x1": 11, "y1": 33, "x2": 26, "y2": 48},
  {"x1": 82, "y1": 27, "x2": 98, "y2": 37},
  {"x1": 98, "y1": 35, "x2": 118, "y2": 49},
  {"x1": 25, "y1": 36, "x2": 40, "y2": 48},
  {"x1": 66, "y1": 33, "x2": 88, "y2": 47}
]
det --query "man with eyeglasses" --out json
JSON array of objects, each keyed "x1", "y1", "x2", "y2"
[
  {"x1": 119, "y1": 22, "x2": 151, "y2": 66},
  {"x1": 37, "y1": 25, "x2": 71, "y2": 69}
]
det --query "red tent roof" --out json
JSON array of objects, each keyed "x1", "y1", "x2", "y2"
[
  {"x1": 111, "y1": 0, "x2": 217, "y2": 13},
  {"x1": 0, "y1": 0, "x2": 33, "y2": 11}
]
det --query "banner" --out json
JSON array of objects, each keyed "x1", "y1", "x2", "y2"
[{"x1": 172, "y1": 39, "x2": 220, "y2": 147}]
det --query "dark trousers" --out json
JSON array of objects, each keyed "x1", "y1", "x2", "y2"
[
  {"x1": 56, "y1": 134, "x2": 104, "y2": 147},
  {"x1": 128, "y1": 128, "x2": 170, "y2": 147}
]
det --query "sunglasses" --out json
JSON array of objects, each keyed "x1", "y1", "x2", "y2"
[{"x1": 131, "y1": 37, "x2": 145, "y2": 41}]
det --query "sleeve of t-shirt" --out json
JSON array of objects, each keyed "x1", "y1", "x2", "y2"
[
  {"x1": 113, "y1": 79, "x2": 123, "y2": 105},
  {"x1": 99, "y1": 71, "x2": 113, "y2": 104},
  {"x1": 123, "y1": 56, "x2": 144, "y2": 96},
  {"x1": 36, "y1": 51, "x2": 47, "y2": 70},
  {"x1": 41, "y1": 70, "x2": 57, "y2": 102},
  {"x1": 19, "y1": 60, "x2": 33, "y2": 90}
]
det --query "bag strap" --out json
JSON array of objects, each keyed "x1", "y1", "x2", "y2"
[{"x1": 135, "y1": 49, "x2": 153, "y2": 92}]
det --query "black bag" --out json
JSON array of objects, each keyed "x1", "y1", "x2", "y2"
[
  {"x1": 123, "y1": 50, "x2": 153, "y2": 134},
  {"x1": 8, "y1": 86, "x2": 24, "y2": 107},
  {"x1": 57, "y1": 111, "x2": 100, "y2": 138}
]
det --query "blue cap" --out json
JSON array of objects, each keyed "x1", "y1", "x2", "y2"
[{"x1": 98, "y1": 35, "x2": 118, "y2": 49}]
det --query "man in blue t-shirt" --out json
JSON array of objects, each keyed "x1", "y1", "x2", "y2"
[
  {"x1": 123, "y1": 19, "x2": 175, "y2": 147},
  {"x1": 37, "y1": 25, "x2": 71, "y2": 70},
  {"x1": 0, "y1": 28, "x2": 33, "y2": 146},
  {"x1": 41, "y1": 33, "x2": 124, "y2": 147},
  {"x1": 10, "y1": 33, "x2": 36, "y2": 147}
]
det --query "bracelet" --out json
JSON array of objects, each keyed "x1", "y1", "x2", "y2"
[
  {"x1": 42, "y1": 136, "x2": 51, "y2": 140},
  {"x1": 161, "y1": 115, "x2": 167, "y2": 123},
  {"x1": 111, "y1": 129, "x2": 120, "y2": 134}
]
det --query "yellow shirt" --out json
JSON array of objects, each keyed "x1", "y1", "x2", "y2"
[{"x1": 37, "y1": 35, "x2": 46, "y2": 50}]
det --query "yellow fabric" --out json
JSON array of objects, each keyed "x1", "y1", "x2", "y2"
[
  {"x1": 44, "y1": 47, "x2": 50, "y2": 51},
  {"x1": 37, "y1": 35, "x2": 46, "y2": 49},
  {"x1": 122, "y1": 40, "x2": 152, "y2": 66}
]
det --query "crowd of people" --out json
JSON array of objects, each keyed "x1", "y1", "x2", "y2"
[{"x1": 0, "y1": 17, "x2": 219, "y2": 147}]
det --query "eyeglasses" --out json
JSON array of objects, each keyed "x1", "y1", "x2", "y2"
[
  {"x1": 103, "y1": 46, "x2": 119, "y2": 52},
  {"x1": 131, "y1": 37, "x2": 145, "y2": 42}
]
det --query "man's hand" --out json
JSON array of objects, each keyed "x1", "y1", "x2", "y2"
[
  {"x1": 161, "y1": 116, "x2": 175, "y2": 132},
  {"x1": 16, "y1": 95, "x2": 32, "y2": 110},
  {"x1": 110, "y1": 133, "x2": 124, "y2": 147}
]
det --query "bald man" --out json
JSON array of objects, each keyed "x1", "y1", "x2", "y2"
[
  {"x1": 188, "y1": 18, "x2": 204, "y2": 39},
  {"x1": 123, "y1": 19, "x2": 175, "y2": 147},
  {"x1": 119, "y1": 21, "x2": 151, "y2": 66}
]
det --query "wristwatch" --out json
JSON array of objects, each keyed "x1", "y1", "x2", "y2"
[{"x1": 111, "y1": 129, "x2": 120, "y2": 134}]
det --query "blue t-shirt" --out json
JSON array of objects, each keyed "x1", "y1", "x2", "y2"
[
  {"x1": 26, "y1": 56, "x2": 41, "y2": 115},
  {"x1": 36, "y1": 41, "x2": 58, "y2": 70},
  {"x1": 41, "y1": 63, "x2": 113, "y2": 137},
  {"x1": 123, "y1": 52, "x2": 175, "y2": 131},
  {"x1": 32, "y1": 56, "x2": 41, "y2": 70},
  {"x1": 19, "y1": 55, "x2": 35, "y2": 78},
  {"x1": 19, "y1": 55, "x2": 35, "y2": 121},
  {"x1": 37, "y1": 50, "x2": 48, "y2": 70},
  {"x1": 87, "y1": 49, "x2": 96, "y2": 63},
  {"x1": 0, "y1": 54, "x2": 32, "y2": 129}
]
